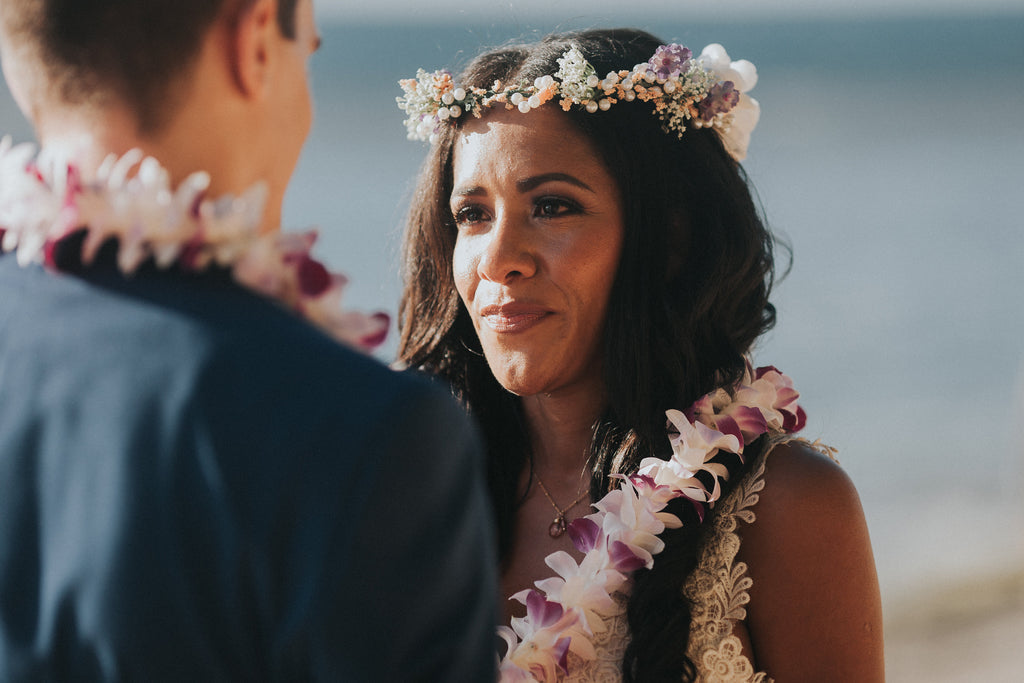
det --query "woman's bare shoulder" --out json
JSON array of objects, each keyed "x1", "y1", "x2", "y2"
[
  {"x1": 742, "y1": 438, "x2": 871, "y2": 577},
  {"x1": 754, "y1": 439, "x2": 860, "y2": 521}
]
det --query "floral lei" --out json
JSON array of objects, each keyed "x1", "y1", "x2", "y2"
[
  {"x1": 498, "y1": 362, "x2": 806, "y2": 682},
  {"x1": 398, "y1": 42, "x2": 760, "y2": 161},
  {"x1": 0, "y1": 137, "x2": 387, "y2": 351}
]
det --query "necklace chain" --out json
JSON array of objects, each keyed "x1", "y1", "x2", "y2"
[{"x1": 535, "y1": 477, "x2": 589, "y2": 538}]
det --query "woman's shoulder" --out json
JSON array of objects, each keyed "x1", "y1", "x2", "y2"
[{"x1": 755, "y1": 438, "x2": 859, "y2": 519}]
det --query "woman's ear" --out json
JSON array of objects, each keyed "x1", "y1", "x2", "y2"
[{"x1": 229, "y1": 0, "x2": 279, "y2": 99}]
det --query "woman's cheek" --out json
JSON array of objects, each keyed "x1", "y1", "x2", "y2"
[{"x1": 452, "y1": 238, "x2": 478, "y2": 305}]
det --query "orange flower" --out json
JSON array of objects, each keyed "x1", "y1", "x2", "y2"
[{"x1": 537, "y1": 83, "x2": 558, "y2": 105}]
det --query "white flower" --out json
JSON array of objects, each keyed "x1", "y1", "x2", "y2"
[
  {"x1": 730, "y1": 59, "x2": 758, "y2": 93},
  {"x1": 700, "y1": 44, "x2": 758, "y2": 94},
  {"x1": 501, "y1": 590, "x2": 581, "y2": 682},
  {"x1": 554, "y1": 45, "x2": 597, "y2": 103},
  {"x1": 591, "y1": 483, "x2": 668, "y2": 562},
  {"x1": 535, "y1": 548, "x2": 623, "y2": 644},
  {"x1": 636, "y1": 410, "x2": 740, "y2": 503},
  {"x1": 732, "y1": 364, "x2": 806, "y2": 432},
  {"x1": 697, "y1": 45, "x2": 742, "y2": 90}
]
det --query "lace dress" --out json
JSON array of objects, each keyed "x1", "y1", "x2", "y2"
[{"x1": 563, "y1": 436, "x2": 829, "y2": 682}]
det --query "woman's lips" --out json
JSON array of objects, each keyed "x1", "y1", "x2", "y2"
[{"x1": 478, "y1": 303, "x2": 552, "y2": 333}]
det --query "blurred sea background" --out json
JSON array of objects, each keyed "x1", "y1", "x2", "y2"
[{"x1": 1, "y1": 1, "x2": 1020, "y2": 679}]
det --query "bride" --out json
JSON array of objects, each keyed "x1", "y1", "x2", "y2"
[{"x1": 397, "y1": 28, "x2": 884, "y2": 681}]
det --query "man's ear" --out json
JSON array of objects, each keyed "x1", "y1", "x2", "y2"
[{"x1": 230, "y1": 0, "x2": 279, "y2": 99}]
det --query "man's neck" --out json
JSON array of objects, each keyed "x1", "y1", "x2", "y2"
[
  {"x1": 35, "y1": 107, "x2": 281, "y2": 234},
  {"x1": 35, "y1": 107, "x2": 140, "y2": 175}
]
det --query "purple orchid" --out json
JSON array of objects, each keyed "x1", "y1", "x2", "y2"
[
  {"x1": 609, "y1": 540, "x2": 647, "y2": 573},
  {"x1": 567, "y1": 517, "x2": 601, "y2": 553},
  {"x1": 296, "y1": 255, "x2": 331, "y2": 297},
  {"x1": 524, "y1": 589, "x2": 564, "y2": 630},
  {"x1": 718, "y1": 404, "x2": 769, "y2": 445},
  {"x1": 754, "y1": 365, "x2": 808, "y2": 432}
]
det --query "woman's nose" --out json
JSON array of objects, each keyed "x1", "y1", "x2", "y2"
[{"x1": 477, "y1": 212, "x2": 538, "y2": 283}]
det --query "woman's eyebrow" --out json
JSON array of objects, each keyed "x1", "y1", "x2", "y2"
[
  {"x1": 451, "y1": 185, "x2": 486, "y2": 199},
  {"x1": 517, "y1": 173, "x2": 594, "y2": 194}
]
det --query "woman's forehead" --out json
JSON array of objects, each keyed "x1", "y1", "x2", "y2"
[{"x1": 452, "y1": 108, "x2": 605, "y2": 181}]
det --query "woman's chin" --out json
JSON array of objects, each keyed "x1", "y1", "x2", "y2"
[
  {"x1": 488, "y1": 358, "x2": 559, "y2": 397},
  {"x1": 485, "y1": 349, "x2": 600, "y2": 399},
  {"x1": 492, "y1": 371, "x2": 547, "y2": 398}
]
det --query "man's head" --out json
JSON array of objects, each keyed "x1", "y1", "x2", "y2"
[
  {"x1": 0, "y1": 0, "x2": 317, "y2": 232},
  {"x1": 0, "y1": 0, "x2": 300, "y2": 134}
]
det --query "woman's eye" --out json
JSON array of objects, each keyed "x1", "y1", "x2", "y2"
[
  {"x1": 534, "y1": 197, "x2": 581, "y2": 218},
  {"x1": 454, "y1": 206, "x2": 488, "y2": 226}
]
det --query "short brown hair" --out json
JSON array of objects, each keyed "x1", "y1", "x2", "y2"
[{"x1": 1, "y1": 0, "x2": 300, "y2": 133}]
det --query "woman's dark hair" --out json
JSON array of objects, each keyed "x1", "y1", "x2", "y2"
[
  {"x1": 0, "y1": 0, "x2": 299, "y2": 133},
  {"x1": 398, "y1": 28, "x2": 778, "y2": 682}
]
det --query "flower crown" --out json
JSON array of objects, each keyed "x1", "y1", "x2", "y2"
[{"x1": 397, "y1": 42, "x2": 760, "y2": 161}]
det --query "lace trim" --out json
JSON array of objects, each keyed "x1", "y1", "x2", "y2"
[{"x1": 563, "y1": 591, "x2": 630, "y2": 683}]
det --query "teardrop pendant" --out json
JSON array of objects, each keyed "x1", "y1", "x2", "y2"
[{"x1": 548, "y1": 515, "x2": 566, "y2": 538}]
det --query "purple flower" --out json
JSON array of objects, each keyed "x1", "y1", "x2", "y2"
[
  {"x1": 717, "y1": 405, "x2": 766, "y2": 446},
  {"x1": 178, "y1": 239, "x2": 205, "y2": 271},
  {"x1": 297, "y1": 255, "x2": 331, "y2": 297},
  {"x1": 359, "y1": 312, "x2": 391, "y2": 349},
  {"x1": 567, "y1": 517, "x2": 601, "y2": 553},
  {"x1": 698, "y1": 81, "x2": 740, "y2": 122},
  {"x1": 648, "y1": 43, "x2": 692, "y2": 80},
  {"x1": 753, "y1": 365, "x2": 807, "y2": 432},
  {"x1": 524, "y1": 589, "x2": 564, "y2": 629},
  {"x1": 712, "y1": 413, "x2": 744, "y2": 448},
  {"x1": 609, "y1": 540, "x2": 647, "y2": 572}
]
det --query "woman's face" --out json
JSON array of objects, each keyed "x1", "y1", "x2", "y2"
[{"x1": 451, "y1": 106, "x2": 625, "y2": 398}]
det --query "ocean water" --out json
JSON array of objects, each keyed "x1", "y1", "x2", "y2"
[{"x1": 1, "y1": 13, "x2": 1022, "y2": 614}]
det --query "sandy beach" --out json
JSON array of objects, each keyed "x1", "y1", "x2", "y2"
[{"x1": 884, "y1": 569, "x2": 1024, "y2": 682}]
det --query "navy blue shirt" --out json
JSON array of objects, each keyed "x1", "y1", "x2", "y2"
[{"x1": 0, "y1": 249, "x2": 497, "y2": 682}]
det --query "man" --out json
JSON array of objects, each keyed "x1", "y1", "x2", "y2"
[{"x1": 0, "y1": 1, "x2": 496, "y2": 680}]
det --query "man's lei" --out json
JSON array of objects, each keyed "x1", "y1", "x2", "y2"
[
  {"x1": 0, "y1": 137, "x2": 387, "y2": 350},
  {"x1": 498, "y1": 362, "x2": 806, "y2": 681},
  {"x1": 398, "y1": 42, "x2": 760, "y2": 161}
]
